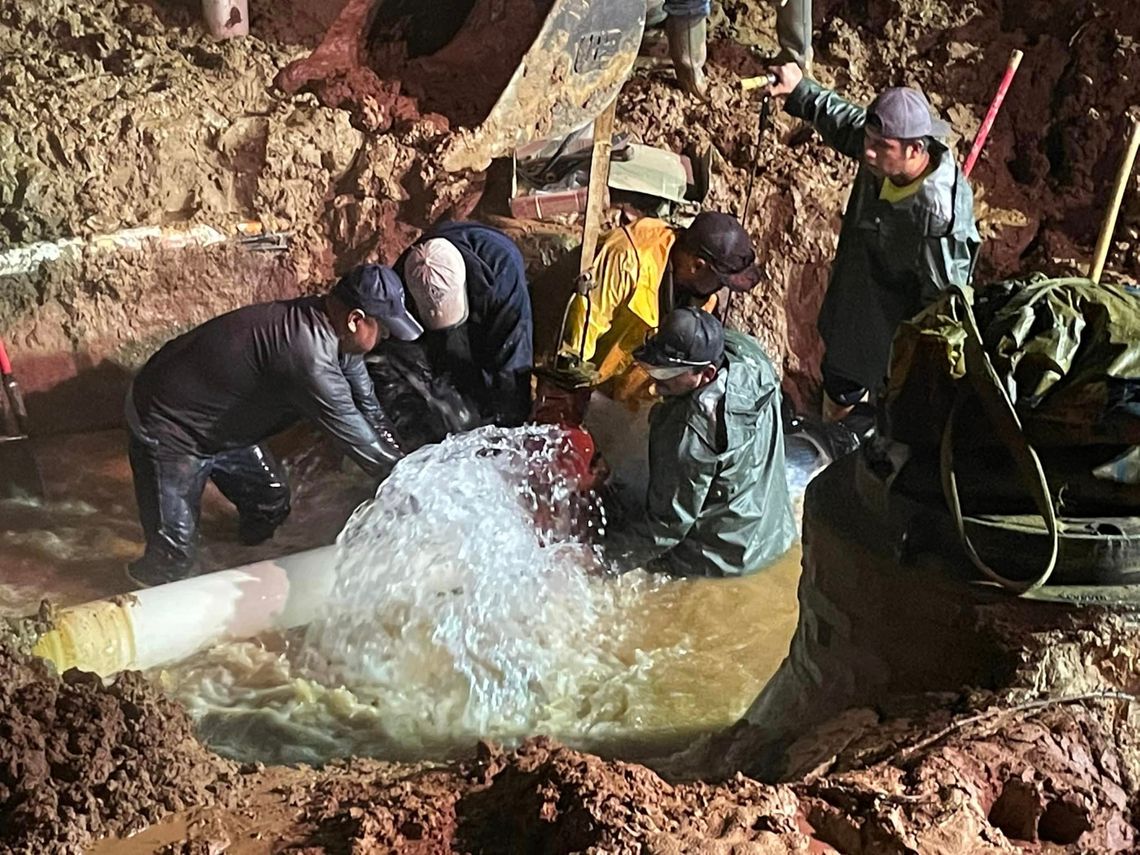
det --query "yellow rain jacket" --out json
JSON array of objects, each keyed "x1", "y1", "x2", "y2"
[{"x1": 559, "y1": 218, "x2": 714, "y2": 404}]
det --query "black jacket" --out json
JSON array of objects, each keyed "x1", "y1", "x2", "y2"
[
  {"x1": 129, "y1": 296, "x2": 401, "y2": 475},
  {"x1": 786, "y1": 79, "x2": 981, "y2": 392},
  {"x1": 394, "y1": 221, "x2": 534, "y2": 425}
]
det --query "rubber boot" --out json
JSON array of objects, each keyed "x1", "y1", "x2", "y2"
[
  {"x1": 645, "y1": 0, "x2": 667, "y2": 28},
  {"x1": 665, "y1": 15, "x2": 709, "y2": 100}
]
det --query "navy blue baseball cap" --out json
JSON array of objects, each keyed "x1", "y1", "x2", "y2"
[{"x1": 333, "y1": 265, "x2": 423, "y2": 341}]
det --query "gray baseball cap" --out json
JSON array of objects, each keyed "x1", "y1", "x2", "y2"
[{"x1": 867, "y1": 87, "x2": 951, "y2": 140}]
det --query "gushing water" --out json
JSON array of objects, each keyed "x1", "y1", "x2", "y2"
[
  {"x1": 159, "y1": 426, "x2": 668, "y2": 762},
  {"x1": 149, "y1": 425, "x2": 822, "y2": 764},
  {"x1": 303, "y1": 424, "x2": 632, "y2": 745}
]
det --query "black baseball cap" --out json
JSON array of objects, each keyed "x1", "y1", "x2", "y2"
[
  {"x1": 332, "y1": 265, "x2": 424, "y2": 341},
  {"x1": 634, "y1": 307, "x2": 725, "y2": 368},
  {"x1": 678, "y1": 211, "x2": 762, "y2": 293},
  {"x1": 867, "y1": 87, "x2": 951, "y2": 140}
]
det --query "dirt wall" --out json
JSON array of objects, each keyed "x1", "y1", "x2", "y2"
[{"x1": 5, "y1": 0, "x2": 1139, "y2": 428}]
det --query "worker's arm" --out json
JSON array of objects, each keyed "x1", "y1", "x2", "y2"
[
  {"x1": 290, "y1": 344, "x2": 403, "y2": 477},
  {"x1": 914, "y1": 173, "x2": 982, "y2": 306},
  {"x1": 339, "y1": 351, "x2": 406, "y2": 453},
  {"x1": 637, "y1": 415, "x2": 719, "y2": 557},
  {"x1": 559, "y1": 241, "x2": 639, "y2": 368},
  {"x1": 915, "y1": 231, "x2": 980, "y2": 306},
  {"x1": 481, "y1": 273, "x2": 536, "y2": 427},
  {"x1": 783, "y1": 77, "x2": 867, "y2": 161}
]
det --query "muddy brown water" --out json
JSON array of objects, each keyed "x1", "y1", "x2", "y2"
[{"x1": 0, "y1": 429, "x2": 805, "y2": 765}]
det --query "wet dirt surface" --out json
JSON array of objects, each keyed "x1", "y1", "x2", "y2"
[
  {"x1": 87, "y1": 697, "x2": 1139, "y2": 854},
  {"x1": 0, "y1": 640, "x2": 237, "y2": 855}
]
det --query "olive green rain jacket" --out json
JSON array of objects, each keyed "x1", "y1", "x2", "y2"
[
  {"x1": 639, "y1": 330, "x2": 796, "y2": 577},
  {"x1": 785, "y1": 79, "x2": 981, "y2": 393}
]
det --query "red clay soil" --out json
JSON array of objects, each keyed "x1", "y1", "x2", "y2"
[
  {"x1": 79, "y1": 696, "x2": 1138, "y2": 853},
  {"x1": 0, "y1": 639, "x2": 237, "y2": 855}
]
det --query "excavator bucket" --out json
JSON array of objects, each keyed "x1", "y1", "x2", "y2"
[{"x1": 277, "y1": 0, "x2": 645, "y2": 172}]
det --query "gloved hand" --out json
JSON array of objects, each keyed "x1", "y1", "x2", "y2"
[{"x1": 368, "y1": 413, "x2": 406, "y2": 465}]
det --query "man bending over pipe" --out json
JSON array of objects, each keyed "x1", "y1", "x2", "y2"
[
  {"x1": 539, "y1": 211, "x2": 762, "y2": 407},
  {"x1": 614, "y1": 308, "x2": 795, "y2": 577},
  {"x1": 767, "y1": 63, "x2": 980, "y2": 422},
  {"x1": 125, "y1": 266, "x2": 422, "y2": 587},
  {"x1": 368, "y1": 221, "x2": 534, "y2": 451}
]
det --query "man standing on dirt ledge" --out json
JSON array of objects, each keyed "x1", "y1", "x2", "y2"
[
  {"x1": 652, "y1": 0, "x2": 813, "y2": 98},
  {"x1": 124, "y1": 266, "x2": 421, "y2": 588},
  {"x1": 767, "y1": 63, "x2": 981, "y2": 422},
  {"x1": 613, "y1": 307, "x2": 795, "y2": 577}
]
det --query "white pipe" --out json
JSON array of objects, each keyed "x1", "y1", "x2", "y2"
[
  {"x1": 0, "y1": 224, "x2": 250, "y2": 277},
  {"x1": 203, "y1": 0, "x2": 249, "y2": 39},
  {"x1": 33, "y1": 545, "x2": 337, "y2": 677}
]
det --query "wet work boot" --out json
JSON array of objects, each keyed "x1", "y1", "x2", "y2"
[{"x1": 665, "y1": 14, "x2": 709, "y2": 100}]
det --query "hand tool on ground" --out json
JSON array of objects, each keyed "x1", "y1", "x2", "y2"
[
  {"x1": 0, "y1": 338, "x2": 46, "y2": 499},
  {"x1": 963, "y1": 49, "x2": 1024, "y2": 178},
  {"x1": 1091, "y1": 114, "x2": 1140, "y2": 283}
]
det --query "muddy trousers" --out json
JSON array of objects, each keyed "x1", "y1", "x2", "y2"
[
  {"x1": 775, "y1": 0, "x2": 812, "y2": 69},
  {"x1": 128, "y1": 431, "x2": 291, "y2": 576}
]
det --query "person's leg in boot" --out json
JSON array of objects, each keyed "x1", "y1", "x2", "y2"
[
  {"x1": 774, "y1": 0, "x2": 815, "y2": 143},
  {"x1": 774, "y1": 0, "x2": 813, "y2": 71},
  {"x1": 209, "y1": 444, "x2": 291, "y2": 546},
  {"x1": 664, "y1": 0, "x2": 710, "y2": 99},
  {"x1": 127, "y1": 432, "x2": 212, "y2": 587},
  {"x1": 645, "y1": 0, "x2": 667, "y2": 27}
]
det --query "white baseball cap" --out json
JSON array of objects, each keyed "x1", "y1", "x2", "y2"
[{"x1": 403, "y1": 238, "x2": 469, "y2": 330}]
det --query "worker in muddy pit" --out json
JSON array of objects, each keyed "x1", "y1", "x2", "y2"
[
  {"x1": 610, "y1": 307, "x2": 795, "y2": 577},
  {"x1": 532, "y1": 210, "x2": 761, "y2": 500},
  {"x1": 124, "y1": 266, "x2": 421, "y2": 587},
  {"x1": 767, "y1": 63, "x2": 981, "y2": 422},
  {"x1": 367, "y1": 221, "x2": 533, "y2": 452},
  {"x1": 548, "y1": 210, "x2": 761, "y2": 402},
  {"x1": 648, "y1": 0, "x2": 813, "y2": 99}
]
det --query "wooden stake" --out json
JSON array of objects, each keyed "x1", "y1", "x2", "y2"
[{"x1": 1091, "y1": 116, "x2": 1140, "y2": 284}]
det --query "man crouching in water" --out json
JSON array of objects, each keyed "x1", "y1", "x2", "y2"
[{"x1": 617, "y1": 307, "x2": 795, "y2": 576}]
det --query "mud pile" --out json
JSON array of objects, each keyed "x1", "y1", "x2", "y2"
[
  {"x1": 0, "y1": 640, "x2": 236, "y2": 854},
  {"x1": 102, "y1": 694, "x2": 1136, "y2": 852}
]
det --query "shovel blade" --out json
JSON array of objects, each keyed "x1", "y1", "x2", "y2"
[{"x1": 0, "y1": 437, "x2": 46, "y2": 499}]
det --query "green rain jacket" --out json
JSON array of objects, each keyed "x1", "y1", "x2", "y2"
[
  {"x1": 786, "y1": 79, "x2": 981, "y2": 393},
  {"x1": 639, "y1": 330, "x2": 796, "y2": 577}
]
